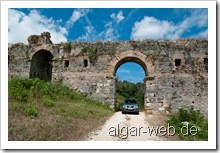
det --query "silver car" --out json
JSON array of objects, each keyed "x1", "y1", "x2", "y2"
[{"x1": 122, "y1": 99, "x2": 139, "y2": 114}]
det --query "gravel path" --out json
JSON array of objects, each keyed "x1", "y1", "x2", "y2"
[{"x1": 85, "y1": 111, "x2": 171, "y2": 141}]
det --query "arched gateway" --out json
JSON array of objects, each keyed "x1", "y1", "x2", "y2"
[
  {"x1": 8, "y1": 32, "x2": 208, "y2": 116},
  {"x1": 107, "y1": 50, "x2": 150, "y2": 76},
  {"x1": 30, "y1": 50, "x2": 53, "y2": 81},
  {"x1": 107, "y1": 50, "x2": 154, "y2": 110}
]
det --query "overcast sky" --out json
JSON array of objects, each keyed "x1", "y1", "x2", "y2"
[{"x1": 8, "y1": 8, "x2": 208, "y2": 83}]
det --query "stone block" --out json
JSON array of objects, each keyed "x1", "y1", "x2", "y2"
[
  {"x1": 146, "y1": 103, "x2": 152, "y2": 107},
  {"x1": 159, "y1": 107, "x2": 166, "y2": 113}
]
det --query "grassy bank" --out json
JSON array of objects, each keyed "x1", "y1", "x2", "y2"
[{"x1": 8, "y1": 77, "x2": 113, "y2": 141}]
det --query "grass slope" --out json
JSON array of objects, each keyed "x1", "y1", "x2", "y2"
[{"x1": 8, "y1": 77, "x2": 113, "y2": 141}]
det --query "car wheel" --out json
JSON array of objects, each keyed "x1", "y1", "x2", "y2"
[{"x1": 122, "y1": 111, "x2": 124, "y2": 114}]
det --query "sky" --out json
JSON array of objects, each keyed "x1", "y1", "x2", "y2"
[
  {"x1": 8, "y1": 8, "x2": 208, "y2": 83},
  {"x1": 115, "y1": 62, "x2": 145, "y2": 83}
]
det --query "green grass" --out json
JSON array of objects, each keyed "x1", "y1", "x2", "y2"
[
  {"x1": 8, "y1": 77, "x2": 113, "y2": 141},
  {"x1": 166, "y1": 106, "x2": 208, "y2": 141},
  {"x1": 25, "y1": 106, "x2": 38, "y2": 118},
  {"x1": 43, "y1": 98, "x2": 55, "y2": 107}
]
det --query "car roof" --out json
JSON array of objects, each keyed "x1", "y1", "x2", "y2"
[{"x1": 124, "y1": 99, "x2": 137, "y2": 103}]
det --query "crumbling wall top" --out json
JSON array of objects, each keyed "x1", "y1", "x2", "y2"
[{"x1": 27, "y1": 32, "x2": 52, "y2": 46}]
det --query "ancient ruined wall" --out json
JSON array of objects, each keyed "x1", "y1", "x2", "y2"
[
  {"x1": 143, "y1": 41, "x2": 208, "y2": 117},
  {"x1": 8, "y1": 32, "x2": 208, "y2": 116}
]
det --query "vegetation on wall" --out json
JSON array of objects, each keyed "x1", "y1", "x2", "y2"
[
  {"x1": 129, "y1": 40, "x2": 166, "y2": 51},
  {"x1": 81, "y1": 45, "x2": 98, "y2": 65},
  {"x1": 81, "y1": 42, "x2": 119, "y2": 65},
  {"x1": 151, "y1": 53, "x2": 162, "y2": 61},
  {"x1": 63, "y1": 43, "x2": 72, "y2": 53},
  {"x1": 129, "y1": 40, "x2": 138, "y2": 50}
]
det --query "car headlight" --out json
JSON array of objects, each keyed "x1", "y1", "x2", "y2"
[{"x1": 134, "y1": 106, "x2": 138, "y2": 109}]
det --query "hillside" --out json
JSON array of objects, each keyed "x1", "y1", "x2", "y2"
[{"x1": 8, "y1": 77, "x2": 113, "y2": 141}]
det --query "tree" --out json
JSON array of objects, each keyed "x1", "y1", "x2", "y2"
[{"x1": 116, "y1": 80, "x2": 145, "y2": 110}]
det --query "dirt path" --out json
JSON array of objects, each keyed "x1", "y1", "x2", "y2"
[{"x1": 84, "y1": 111, "x2": 173, "y2": 141}]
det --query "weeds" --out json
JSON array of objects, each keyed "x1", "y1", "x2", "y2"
[
  {"x1": 43, "y1": 98, "x2": 55, "y2": 107},
  {"x1": 25, "y1": 106, "x2": 38, "y2": 118},
  {"x1": 63, "y1": 43, "x2": 72, "y2": 53},
  {"x1": 82, "y1": 45, "x2": 98, "y2": 65},
  {"x1": 167, "y1": 106, "x2": 208, "y2": 141}
]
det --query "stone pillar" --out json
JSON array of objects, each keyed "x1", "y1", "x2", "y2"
[
  {"x1": 145, "y1": 76, "x2": 156, "y2": 114},
  {"x1": 104, "y1": 76, "x2": 116, "y2": 110}
]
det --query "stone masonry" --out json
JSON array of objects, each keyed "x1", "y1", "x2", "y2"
[{"x1": 8, "y1": 32, "x2": 208, "y2": 117}]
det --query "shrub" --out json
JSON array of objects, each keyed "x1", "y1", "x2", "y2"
[
  {"x1": 8, "y1": 77, "x2": 83, "y2": 103},
  {"x1": 167, "y1": 106, "x2": 208, "y2": 141},
  {"x1": 116, "y1": 102, "x2": 123, "y2": 111},
  {"x1": 25, "y1": 107, "x2": 38, "y2": 118},
  {"x1": 43, "y1": 98, "x2": 55, "y2": 107},
  {"x1": 63, "y1": 43, "x2": 71, "y2": 53},
  {"x1": 16, "y1": 90, "x2": 29, "y2": 102},
  {"x1": 8, "y1": 78, "x2": 29, "y2": 102},
  {"x1": 8, "y1": 77, "x2": 44, "y2": 102}
]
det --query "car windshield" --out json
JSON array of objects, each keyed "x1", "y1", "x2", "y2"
[{"x1": 124, "y1": 99, "x2": 137, "y2": 104}]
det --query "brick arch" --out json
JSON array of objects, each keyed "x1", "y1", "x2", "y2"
[
  {"x1": 114, "y1": 57, "x2": 147, "y2": 76},
  {"x1": 29, "y1": 44, "x2": 55, "y2": 60},
  {"x1": 107, "y1": 50, "x2": 154, "y2": 111},
  {"x1": 30, "y1": 49, "x2": 53, "y2": 81},
  {"x1": 108, "y1": 50, "x2": 153, "y2": 77}
]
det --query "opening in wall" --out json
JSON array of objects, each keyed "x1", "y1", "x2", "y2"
[
  {"x1": 175, "y1": 59, "x2": 181, "y2": 67},
  {"x1": 204, "y1": 58, "x2": 208, "y2": 64},
  {"x1": 8, "y1": 55, "x2": 10, "y2": 65},
  {"x1": 84, "y1": 59, "x2": 88, "y2": 67},
  {"x1": 64, "y1": 60, "x2": 69, "y2": 68},
  {"x1": 30, "y1": 50, "x2": 53, "y2": 81}
]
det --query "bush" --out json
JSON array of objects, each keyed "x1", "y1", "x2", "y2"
[
  {"x1": 9, "y1": 77, "x2": 113, "y2": 119},
  {"x1": 25, "y1": 107, "x2": 38, "y2": 118},
  {"x1": 167, "y1": 106, "x2": 208, "y2": 141},
  {"x1": 116, "y1": 102, "x2": 123, "y2": 111},
  {"x1": 43, "y1": 98, "x2": 55, "y2": 107},
  {"x1": 8, "y1": 77, "x2": 45, "y2": 102},
  {"x1": 8, "y1": 78, "x2": 30, "y2": 102},
  {"x1": 8, "y1": 77, "x2": 85, "y2": 103},
  {"x1": 63, "y1": 43, "x2": 71, "y2": 53}
]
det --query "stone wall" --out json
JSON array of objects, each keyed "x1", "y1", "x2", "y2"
[{"x1": 8, "y1": 32, "x2": 208, "y2": 116}]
